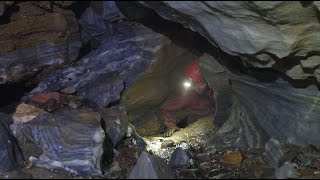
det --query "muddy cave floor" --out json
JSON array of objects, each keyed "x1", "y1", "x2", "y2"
[{"x1": 1, "y1": 115, "x2": 320, "y2": 179}]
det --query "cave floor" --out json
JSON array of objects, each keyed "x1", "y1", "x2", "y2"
[{"x1": 1, "y1": 115, "x2": 320, "y2": 179}]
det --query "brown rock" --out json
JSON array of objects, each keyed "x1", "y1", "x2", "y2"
[
  {"x1": 29, "y1": 92, "x2": 60, "y2": 105},
  {"x1": 33, "y1": 1, "x2": 52, "y2": 10},
  {"x1": 0, "y1": 1, "x2": 79, "y2": 54},
  {"x1": 68, "y1": 100, "x2": 82, "y2": 109},
  {"x1": 177, "y1": 169, "x2": 198, "y2": 179},
  {"x1": 196, "y1": 153, "x2": 212, "y2": 162},
  {"x1": 198, "y1": 162, "x2": 212, "y2": 176},
  {"x1": 4, "y1": 1, "x2": 14, "y2": 6},
  {"x1": 220, "y1": 151, "x2": 243, "y2": 165},
  {"x1": 12, "y1": 103, "x2": 47, "y2": 123},
  {"x1": 60, "y1": 87, "x2": 76, "y2": 94},
  {"x1": 43, "y1": 98, "x2": 59, "y2": 112},
  {"x1": 53, "y1": 1, "x2": 75, "y2": 7}
]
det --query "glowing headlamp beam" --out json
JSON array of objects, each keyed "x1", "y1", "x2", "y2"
[{"x1": 183, "y1": 81, "x2": 191, "y2": 88}]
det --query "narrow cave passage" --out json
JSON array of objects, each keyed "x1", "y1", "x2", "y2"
[{"x1": 1, "y1": 1, "x2": 320, "y2": 179}]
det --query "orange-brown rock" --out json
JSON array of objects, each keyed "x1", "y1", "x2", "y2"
[
  {"x1": 12, "y1": 103, "x2": 47, "y2": 123},
  {"x1": 0, "y1": 2, "x2": 79, "y2": 54},
  {"x1": 220, "y1": 151, "x2": 243, "y2": 165},
  {"x1": 29, "y1": 92, "x2": 60, "y2": 105}
]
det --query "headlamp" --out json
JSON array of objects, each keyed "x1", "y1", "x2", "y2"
[
  {"x1": 183, "y1": 79, "x2": 193, "y2": 89},
  {"x1": 184, "y1": 81, "x2": 191, "y2": 88}
]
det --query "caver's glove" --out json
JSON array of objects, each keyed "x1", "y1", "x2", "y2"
[{"x1": 163, "y1": 126, "x2": 181, "y2": 137}]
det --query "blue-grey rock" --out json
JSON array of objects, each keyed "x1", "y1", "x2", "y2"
[
  {"x1": 0, "y1": 113, "x2": 24, "y2": 173},
  {"x1": 200, "y1": 54, "x2": 320, "y2": 149},
  {"x1": 169, "y1": 147, "x2": 190, "y2": 170},
  {"x1": 91, "y1": 1, "x2": 125, "y2": 22},
  {"x1": 139, "y1": 1, "x2": 320, "y2": 81},
  {"x1": 274, "y1": 162, "x2": 299, "y2": 179},
  {"x1": 98, "y1": 106, "x2": 128, "y2": 147},
  {"x1": 28, "y1": 22, "x2": 171, "y2": 107},
  {"x1": 265, "y1": 138, "x2": 285, "y2": 169},
  {"x1": 77, "y1": 72, "x2": 124, "y2": 106},
  {"x1": 0, "y1": 37, "x2": 81, "y2": 84},
  {"x1": 128, "y1": 151, "x2": 175, "y2": 179},
  {"x1": 78, "y1": 6, "x2": 114, "y2": 45},
  {"x1": 0, "y1": 1, "x2": 4, "y2": 16},
  {"x1": 9, "y1": 108, "x2": 105, "y2": 176}
]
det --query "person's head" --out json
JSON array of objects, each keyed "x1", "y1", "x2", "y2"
[
  {"x1": 184, "y1": 58, "x2": 209, "y2": 94},
  {"x1": 184, "y1": 58, "x2": 202, "y2": 82}
]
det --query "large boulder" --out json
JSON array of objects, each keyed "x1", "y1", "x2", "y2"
[
  {"x1": 27, "y1": 22, "x2": 182, "y2": 108},
  {"x1": 0, "y1": 113, "x2": 24, "y2": 173},
  {"x1": 0, "y1": 2, "x2": 81, "y2": 84},
  {"x1": 9, "y1": 108, "x2": 105, "y2": 176},
  {"x1": 139, "y1": 1, "x2": 320, "y2": 82}
]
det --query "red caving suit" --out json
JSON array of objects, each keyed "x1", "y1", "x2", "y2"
[{"x1": 160, "y1": 77, "x2": 215, "y2": 129}]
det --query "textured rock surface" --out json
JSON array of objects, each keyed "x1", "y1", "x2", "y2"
[
  {"x1": 0, "y1": 2, "x2": 81, "y2": 84},
  {"x1": 12, "y1": 103, "x2": 47, "y2": 124},
  {"x1": 9, "y1": 108, "x2": 105, "y2": 176},
  {"x1": 0, "y1": 1, "x2": 4, "y2": 16},
  {"x1": 28, "y1": 22, "x2": 177, "y2": 107},
  {"x1": 120, "y1": 40, "x2": 194, "y2": 127},
  {"x1": 265, "y1": 138, "x2": 285, "y2": 168},
  {"x1": 90, "y1": 1, "x2": 125, "y2": 22},
  {"x1": 128, "y1": 151, "x2": 175, "y2": 179},
  {"x1": 274, "y1": 162, "x2": 299, "y2": 179},
  {"x1": 78, "y1": 5, "x2": 114, "y2": 45},
  {"x1": 99, "y1": 106, "x2": 128, "y2": 147},
  {"x1": 169, "y1": 147, "x2": 190, "y2": 169},
  {"x1": 199, "y1": 54, "x2": 320, "y2": 148},
  {"x1": 0, "y1": 113, "x2": 24, "y2": 173},
  {"x1": 139, "y1": 1, "x2": 320, "y2": 81}
]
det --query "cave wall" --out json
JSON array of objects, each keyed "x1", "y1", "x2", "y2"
[
  {"x1": 139, "y1": 1, "x2": 320, "y2": 82},
  {"x1": 199, "y1": 54, "x2": 320, "y2": 148}
]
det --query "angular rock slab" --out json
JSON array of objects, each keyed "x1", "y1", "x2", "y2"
[
  {"x1": 128, "y1": 151, "x2": 175, "y2": 179},
  {"x1": 169, "y1": 147, "x2": 190, "y2": 169},
  {"x1": 91, "y1": 1, "x2": 125, "y2": 22},
  {"x1": 78, "y1": 5, "x2": 114, "y2": 45},
  {"x1": 12, "y1": 103, "x2": 48, "y2": 124},
  {"x1": 98, "y1": 106, "x2": 128, "y2": 147},
  {"x1": 10, "y1": 108, "x2": 105, "y2": 176},
  {"x1": 28, "y1": 22, "x2": 172, "y2": 107},
  {"x1": 0, "y1": 113, "x2": 24, "y2": 173},
  {"x1": 265, "y1": 138, "x2": 285, "y2": 169}
]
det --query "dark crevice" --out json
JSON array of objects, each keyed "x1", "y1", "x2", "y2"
[
  {"x1": 67, "y1": 1, "x2": 91, "y2": 19},
  {"x1": 0, "y1": 80, "x2": 38, "y2": 114},
  {"x1": 99, "y1": 117, "x2": 114, "y2": 173},
  {"x1": 0, "y1": 2, "x2": 19, "y2": 25}
]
